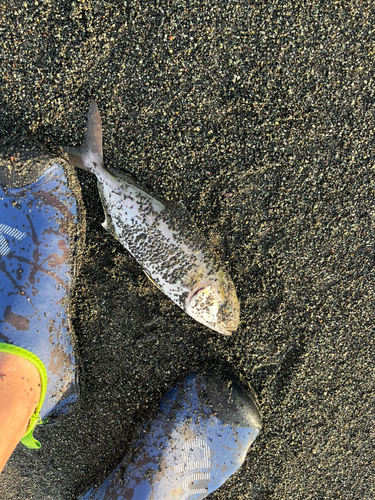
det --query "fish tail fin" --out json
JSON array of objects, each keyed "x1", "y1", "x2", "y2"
[
  {"x1": 63, "y1": 145, "x2": 89, "y2": 170},
  {"x1": 63, "y1": 101, "x2": 103, "y2": 173}
]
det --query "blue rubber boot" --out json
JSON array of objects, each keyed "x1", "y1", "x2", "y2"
[
  {"x1": 79, "y1": 372, "x2": 261, "y2": 500},
  {"x1": 0, "y1": 137, "x2": 85, "y2": 448}
]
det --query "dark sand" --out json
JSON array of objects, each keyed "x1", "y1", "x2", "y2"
[{"x1": 1, "y1": 1, "x2": 374, "y2": 499}]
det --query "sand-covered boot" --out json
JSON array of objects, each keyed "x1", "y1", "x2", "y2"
[
  {"x1": 0, "y1": 137, "x2": 85, "y2": 448},
  {"x1": 79, "y1": 371, "x2": 261, "y2": 500}
]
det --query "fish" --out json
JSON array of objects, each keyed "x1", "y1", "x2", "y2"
[{"x1": 64, "y1": 102, "x2": 239, "y2": 335}]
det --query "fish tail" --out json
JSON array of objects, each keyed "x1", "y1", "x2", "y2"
[
  {"x1": 63, "y1": 145, "x2": 90, "y2": 170},
  {"x1": 63, "y1": 101, "x2": 103, "y2": 173}
]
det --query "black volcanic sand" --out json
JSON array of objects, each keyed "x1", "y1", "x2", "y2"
[{"x1": 1, "y1": 1, "x2": 374, "y2": 499}]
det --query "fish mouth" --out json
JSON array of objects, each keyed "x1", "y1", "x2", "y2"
[{"x1": 212, "y1": 324, "x2": 233, "y2": 336}]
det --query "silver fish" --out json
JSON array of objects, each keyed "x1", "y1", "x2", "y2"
[{"x1": 64, "y1": 102, "x2": 239, "y2": 335}]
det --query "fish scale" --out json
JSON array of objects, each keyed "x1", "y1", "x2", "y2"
[{"x1": 64, "y1": 102, "x2": 239, "y2": 335}]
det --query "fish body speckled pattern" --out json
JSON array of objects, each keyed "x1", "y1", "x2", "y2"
[{"x1": 65, "y1": 102, "x2": 239, "y2": 335}]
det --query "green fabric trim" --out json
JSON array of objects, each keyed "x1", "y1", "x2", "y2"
[{"x1": 0, "y1": 343, "x2": 48, "y2": 449}]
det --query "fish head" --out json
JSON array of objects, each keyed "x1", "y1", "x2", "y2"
[{"x1": 186, "y1": 270, "x2": 239, "y2": 335}]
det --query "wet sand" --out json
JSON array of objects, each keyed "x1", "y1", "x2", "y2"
[{"x1": 1, "y1": 1, "x2": 374, "y2": 499}]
